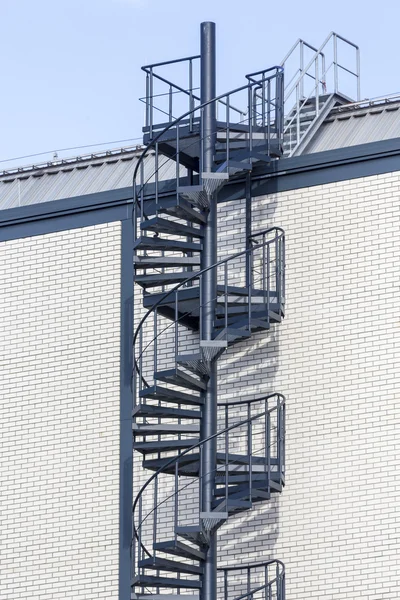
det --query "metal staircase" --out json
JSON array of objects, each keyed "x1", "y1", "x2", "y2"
[
  {"x1": 130, "y1": 23, "x2": 286, "y2": 600},
  {"x1": 130, "y1": 23, "x2": 359, "y2": 600},
  {"x1": 281, "y1": 32, "x2": 360, "y2": 156}
]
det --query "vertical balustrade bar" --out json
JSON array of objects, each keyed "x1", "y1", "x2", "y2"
[
  {"x1": 174, "y1": 461, "x2": 179, "y2": 542},
  {"x1": 168, "y1": 86, "x2": 173, "y2": 122},
  {"x1": 267, "y1": 410, "x2": 271, "y2": 495},
  {"x1": 189, "y1": 59, "x2": 194, "y2": 132},
  {"x1": 296, "y1": 84, "x2": 300, "y2": 147},
  {"x1": 334, "y1": 34, "x2": 339, "y2": 94},
  {"x1": 247, "y1": 251, "x2": 252, "y2": 332},
  {"x1": 226, "y1": 95, "x2": 230, "y2": 168},
  {"x1": 153, "y1": 477, "x2": 158, "y2": 555},
  {"x1": 175, "y1": 291, "x2": 179, "y2": 367},
  {"x1": 224, "y1": 262, "x2": 228, "y2": 342},
  {"x1": 176, "y1": 123, "x2": 180, "y2": 201},
  {"x1": 154, "y1": 308, "x2": 158, "y2": 375},
  {"x1": 248, "y1": 85, "x2": 253, "y2": 153},
  {"x1": 225, "y1": 406, "x2": 229, "y2": 511},
  {"x1": 154, "y1": 142, "x2": 159, "y2": 207},
  {"x1": 300, "y1": 40, "x2": 304, "y2": 98},
  {"x1": 356, "y1": 47, "x2": 361, "y2": 100},
  {"x1": 267, "y1": 79, "x2": 271, "y2": 155},
  {"x1": 315, "y1": 54, "x2": 320, "y2": 117},
  {"x1": 139, "y1": 328, "x2": 143, "y2": 393},
  {"x1": 267, "y1": 240, "x2": 270, "y2": 324},
  {"x1": 275, "y1": 233, "x2": 280, "y2": 308},
  {"x1": 145, "y1": 72, "x2": 150, "y2": 129},
  {"x1": 140, "y1": 161, "x2": 145, "y2": 224},
  {"x1": 138, "y1": 495, "x2": 143, "y2": 566},
  {"x1": 149, "y1": 67, "x2": 154, "y2": 140}
]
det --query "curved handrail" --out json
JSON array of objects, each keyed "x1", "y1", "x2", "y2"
[
  {"x1": 219, "y1": 559, "x2": 285, "y2": 600},
  {"x1": 132, "y1": 392, "x2": 285, "y2": 562},
  {"x1": 132, "y1": 227, "x2": 285, "y2": 389},
  {"x1": 132, "y1": 66, "x2": 284, "y2": 200}
]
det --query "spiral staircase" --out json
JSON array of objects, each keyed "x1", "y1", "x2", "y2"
[{"x1": 130, "y1": 24, "x2": 289, "y2": 600}]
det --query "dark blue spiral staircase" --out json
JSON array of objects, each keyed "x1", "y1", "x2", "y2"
[{"x1": 131, "y1": 22, "x2": 287, "y2": 600}]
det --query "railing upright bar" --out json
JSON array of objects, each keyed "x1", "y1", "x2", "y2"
[
  {"x1": 267, "y1": 409, "x2": 271, "y2": 495},
  {"x1": 168, "y1": 85, "x2": 173, "y2": 122},
  {"x1": 224, "y1": 570, "x2": 228, "y2": 600},
  {"x1": 333, "y1": 34, "x2": 339, "y2": 94},
  {"x1": 267, "y1": 80, "x2": 271, "y2": 156},
  {"x1": 224, "y1": 262, "x2": 228, "y2": 338},
  {"x1": 275, "y1": 232, "x2": 280, "y2": 308},
  {"x1": 225, "y1": 406, "x2": 229, "y2": 511},
  {"x1": 176, "y1": 123, "x2": 180, "y2": 199},
  {"x1": 300, "y1": 40, "x2": 304, "y2": 98},
  {"x1": 149, "y1": 67, "x2": 154, "y2": 140},
  {"x1": 315, "y1": 54, "x2": 320, "y2": 118},
  {"x1": 145, "y1": 72, "x2": 150, "y2": 129},
  {"x1": 189, "y1": 59, "x2": 194, "y2": 132},
  {"x1": 247, "y1": 252, "x2": 252, "y2": 332},
  {"x1": 175, "y1": 291, "x2": 179, "y2": 367},
  {"x1": 174, "y1": 460, "x2": 179, "y2": 542},
  {"x1": 154, "y1": 142, "x2": 159, "y2": 207},
  {"x1": 356, "y1": 47, "x2": 361, "y2": 100},
  {"x1": 154, "y1": 308, "x2": 158, "y2": 374},
  {"x1": 139, "y1": 327, "x2": 143, "y2": 393},
  {"x1": 153, "y1": 477, "x2": 158, "y2": 555},
  {"x1": 226, "y1": 95, "x2": 230, "y2": 167},
  {"x1": 248, "y1": 85, "x2": 253, "y2": 153},
  {"x1": 140, "y1": 161, "x2": 145, "y2": 224}
]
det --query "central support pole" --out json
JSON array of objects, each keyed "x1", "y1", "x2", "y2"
[{"x1": 199, "y1": 20, "x2": 218, "y2": 600}]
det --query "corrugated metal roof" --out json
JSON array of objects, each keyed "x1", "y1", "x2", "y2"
[
  {"x1": 0, "y1": 146, "x2": 181, "y2": 211},
  {"x1": 303, "y1": 98, "x2": 400, "y2": 154}
]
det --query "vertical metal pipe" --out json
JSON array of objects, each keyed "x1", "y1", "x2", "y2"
[
  {"x1": 149, "y1": 68, "x2": 154, "y2": 140},
  {"x1": 356, "y1": 48, "x2": 361, "y2": 100},
  {"x1": 169, "y1": 85, "x2": 173, "y2": 122},
  {"x1": 315, "y1": 54, "x2": 320, "y2": 118},
  {"x1": 189, "y1": 59, "x2": 194, "y2": 132},
  {"x1": 300, "y1": 40, "x2": 304, "y2": 98},
  {"x1": 200, "y1": 22, "x2": 218, "y2": 600},
  {"x1": 333, "y1": 35, "x2": 339, "y2": 94}
]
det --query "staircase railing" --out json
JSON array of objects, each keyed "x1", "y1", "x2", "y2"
[
  {"x1": 132, "y1": 394, "x2": 285, "y2": 593},
  {"x1": 281, "y1": 32, "x2": 360, "y2": 156},
  {"x1": 133, "y1": 228, "x2": 285, "y2": 394},
  {"x1": 133, "y1": 65, "x2": 284, "y2": 227},
  {"x1": 220, "y1": 559, "x2": 285, "y2": 600}
]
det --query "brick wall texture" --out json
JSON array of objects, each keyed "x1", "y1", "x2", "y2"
[
  {"x1": 216, "y1": 171, "x2": 400, "y2": 599},
  {"x1": 0, "y1": 222, "x2": 121, "y2": 600},
  {"x1": 1, "y1": 168, "x2": 399, "y2": 600}
]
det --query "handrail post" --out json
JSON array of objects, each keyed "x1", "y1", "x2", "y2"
[
  {"x1": 149, "y1": 67, "x2": 154, "y2": 140},
  {"x1": 333, "y1": 34, "x2": 338, "y2": 94}
]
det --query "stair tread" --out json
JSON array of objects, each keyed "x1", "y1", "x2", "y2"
[
  {"x1": 132, "y1": 574, "x2": 201, "y2": 590},
  {"x1": 141, "y1": 217, "x2": 204, "y2": 239},
  {"x1": 134, "y1": 236, "x2": 202, "y2": 252},
  {"x1": 133, "y1": 423, "x2": 200, "y2": 435},
  {"x1": 155, "y1": 368, "x2": 207, "y2": 392},
  {"x1": 134, "y1": 256, "x2": 201, "y2": 268},
  {"x1": 134, "y1": 438, "x2": 199, "y2": 453},
  {"x1": 138, "y1": 557, "x2": 203, "y2": 575},
  {"x1": 135, "y1": 271, "x2": 200, "y2": 288},
  {"x1": 133, "y1": 403, "x2": 201, "y2": 420},
  {"x1": 154, "y1": 540, "x2": 205, "y2": 561},
  {"x1": 140, "y1": 385, "x2": 203, "y2": 406}
]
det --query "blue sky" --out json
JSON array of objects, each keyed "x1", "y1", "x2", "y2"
[{"x1": 1, "y1": 0, "x2": 399, "y2": 169}]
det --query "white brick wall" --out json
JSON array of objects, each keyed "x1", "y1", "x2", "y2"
[
  {"x1": 216, "y1": 171, "x2": 400, "y2": 599},
  {"x1": 0, "y1": 222, "x2": 121, "y2": 600}
]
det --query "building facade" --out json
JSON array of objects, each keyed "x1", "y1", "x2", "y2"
[{"x1": 0, "y1": 26, "x2": 399, "y2": 600}]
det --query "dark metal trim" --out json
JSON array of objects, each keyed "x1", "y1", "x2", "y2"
[
  {"x1": 119, "y1": 219, "x2": 134, "y2": 600},
  {"x1": 1, "y1": 137, "x2": 400, "y2": 242}
]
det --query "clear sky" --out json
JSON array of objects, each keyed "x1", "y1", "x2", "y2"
[{"x1": 1, "y1": 0, "x2": 399, "y2": 169}]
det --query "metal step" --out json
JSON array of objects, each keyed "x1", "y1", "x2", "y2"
[
  {"x1": 176, "y1": 353, "x2": 211, "y2": 377},
  {"x1": 132, "y1": 574, "x2": 201, "y2": 590},
  {"x1": 134, "y1": 236, "x2": 202, "y2": 253},
  {"x1": 141, "y1": 217, "x2": 204, "y2": 239},
  {"x1": 154, "y1": 540, "x2": 205, "y2": 561},
  {"x1": 140, "y1": 385, "x2": 203, "y2": 406},
  {"x1": 175, "y1": 525, "x2": 209, "y2": 546},
  {"x1": 158, "y1": 197, "x2": 207, "y2": 225},
  {"x1": 132, "y1": 404, "x2": 201, "y2": 420},
  {"x1": 133, "y1": 423, "x2": 200, "y2": 436},
  {"x1": 178, "y1": 185, "x2": 209, "y2": 209},
  {"x1": 134, "y1": 438, "x2": 199, "y2": 454},
  {"x1": 138, "y1": 556, "x2": 203, "y2": 575},
  {"x1": 134, "y1": 256, "x2": 201, "y2": 269},
  {"x1": 217, "y1": 160, "x2": 252, "y2": 175},
  {"x1": 135, "y1": 271, "x2": 200, "y2": 289},
  {"x1": 155, "y1": 368, "x2": 207, "y2": 392}
]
